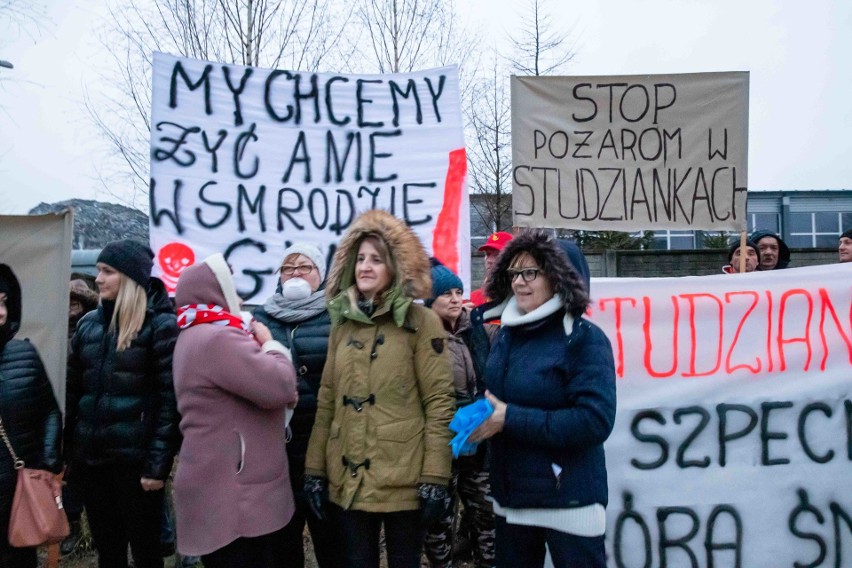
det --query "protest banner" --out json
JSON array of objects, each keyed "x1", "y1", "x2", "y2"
[
  {"x1": 0, "y1": 212, "x2": 73, "y2": 408},
  {"x1": 149, "y1": 53, "x2": 469, "y2": 301},
  {"x1": 589, "y1": 264, "x2": 852, "y2": 566},
  {"x1": 512, "y1": 72, "x2": 749, "y2": 232}
]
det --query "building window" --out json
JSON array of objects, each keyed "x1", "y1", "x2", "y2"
[
  {"x1": 788, "y1": 212, "x2": 847, "y2": 248},
  {"x1": 747, "y1": 213, "x2": 780, "y2": 234},
  {"x1": 651, "y1": 230, "x2": 695, "y2": 250}
]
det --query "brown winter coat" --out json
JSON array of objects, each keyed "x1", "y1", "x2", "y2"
[{"x1": 304, "y1": 210, "x2": 455, "y2": 513}]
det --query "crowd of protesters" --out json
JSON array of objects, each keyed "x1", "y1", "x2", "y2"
[{"x1": 1, "y1": 215, "x2": 850, "y2": 568}]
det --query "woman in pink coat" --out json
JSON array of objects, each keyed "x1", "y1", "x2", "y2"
[{"x1": 171, "y1": 253, "x2": 298, "y2": 568}]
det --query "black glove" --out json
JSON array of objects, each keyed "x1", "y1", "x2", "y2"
[
  {"x1": 418, "y1": 483, "x2": 451, "y2": 526},
  {"x1": 304, "y1": 475, "x2": 328, "y2": 521}
]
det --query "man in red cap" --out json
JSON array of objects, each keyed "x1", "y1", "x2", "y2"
[{"x1": 469, "y1": 231, "x2": 513, "y2": 306}]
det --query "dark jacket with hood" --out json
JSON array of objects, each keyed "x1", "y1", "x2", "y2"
[
  {"x1": 482, "y1": 232, "x2": 616, "y2": 510},
  {"x1": 750, "y1": 230, "x2": 791, "y2": 269},
  {"x1": 304, "y1": 210, "x2": 455, "y2": 513},
  {"x1": 65, "y1": 277, "x2": 179, "y2": 480},
  {"x1": 253, "y1": 301, "x2": 330, "y2": 488},
  {"x1": 0, "y1": 265, "x2": 62, "y2": 539}
]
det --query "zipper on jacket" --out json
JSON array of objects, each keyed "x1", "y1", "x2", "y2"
[{"x1": 552, "y1": 463, "x2": 563, "y2": 490}]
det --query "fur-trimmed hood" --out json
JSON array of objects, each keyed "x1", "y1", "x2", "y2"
[
  {"x1": 325, "y1": 210, "x2": 431, "y2": 301},
  {"x1": 486, "y1": 231, "x2": 590, "y2": 318}
]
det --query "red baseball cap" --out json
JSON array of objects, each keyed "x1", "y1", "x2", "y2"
[{"x1": 478, "y1": 231, "x2": 513, "y2": 252}]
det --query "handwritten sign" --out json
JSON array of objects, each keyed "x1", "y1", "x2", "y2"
[
  {"x1": 589, "y1": 264, "x2": 852, "y2": 566},
  {"x1": 149, "y1": 52, "x2": 469, "y2": 301},
  {"x1": 512, "y1": 72, "x2": 749, "y2": 231}
]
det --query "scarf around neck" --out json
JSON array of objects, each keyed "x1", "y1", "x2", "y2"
[
  {"x1": 177, "y1": 304, "x2": 248, "y2": 334},
  {"x1": 261, "y1": 289, "x2": 326, "y2": 323}
]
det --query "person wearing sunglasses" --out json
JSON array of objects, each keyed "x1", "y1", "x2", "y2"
[
  {"x1": 253, "y1": 243, "x2": 342, "y2": 568},
  {"x1": 468, "y1": 231, "x2": 616, "y2": 568}
]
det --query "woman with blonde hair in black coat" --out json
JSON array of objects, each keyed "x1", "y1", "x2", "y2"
[{"x1": 65, "y1": 241, "x2": 179, "y2": 568}]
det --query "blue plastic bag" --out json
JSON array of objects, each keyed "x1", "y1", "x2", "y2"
[{"x1": 448, "y1": 398, "x2": 493, "y2": 458}]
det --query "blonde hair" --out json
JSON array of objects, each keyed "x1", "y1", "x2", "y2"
[{"x1": 110, "y1": 273, "x2": 147, "y2": 351}]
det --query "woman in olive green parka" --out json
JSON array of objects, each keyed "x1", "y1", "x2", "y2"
[{"x1": 304, "y1": 210, "x2": 455, "y2": 568}]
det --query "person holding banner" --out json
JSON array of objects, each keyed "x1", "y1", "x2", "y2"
[
  {"x1": 253, "y1": 243, "x2": 342, "y2": 568},
  {"x1": 467, "y1": 231, "x2": 616, "y2": 568},
  {"x1": 65, "y1": 240, "x2": 179, "y2": 568},
  {"x1": 470, "y1": 232, "x2": 513, "y2": 307},
  {"x1": 838, "y1": 229, "x2": 852, "y2": 263},
  {"x1": 0, "y1": 265, "x2": 63, "y2": 568},
  {"x1": 171, "y1": 253, "x2": 298, "y2": 568},
  {"x1": 304, "y1": 210, "x2": 455, "y2": 568},
  {"x1": 722, "y1": 240, "x2": 761, "y2": 274},
  {"x1": 750, "y1": 230, "x2": 791, "y2": 271}
]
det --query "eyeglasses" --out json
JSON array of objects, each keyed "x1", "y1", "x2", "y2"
[
  {"x1": 280, "y1": 264, "x2": 316, "y2": 276},
  {"x1": 508, "y1": 267, "x2": 541, "y2": 282}
]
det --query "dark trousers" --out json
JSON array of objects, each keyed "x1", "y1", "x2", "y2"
[
  {"x1": 81, "y1": 463, "x2": 165, "y2": 568},
  {"x1": 280, "y1": 499, "x2": 343, "y2": 568},
  {"x1": 201, "y1": 525, "x2": 288, "y2": 568},
  {"x1": 494, "y1": 516, "x2": 605, "y2": 568},
  {"x1": 0, "y1": 544, "x2": 35, "y2": 568},
  {"x1": 62, "y1": 472, "x2": 85, "y2": 523},
  {"x1": 338, "y1": 508, "x2": 424, "y2": 568}
]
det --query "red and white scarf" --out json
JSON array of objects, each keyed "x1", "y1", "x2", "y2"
[{"x1": 176, "y1": 304, "x2": 249, "y2": 334}]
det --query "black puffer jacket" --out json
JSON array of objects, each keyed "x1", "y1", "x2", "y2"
[
  {"x1": 0, "y1": 265, "x2": 62, "y2": 539},
  {"x1": 65, "y1": 278, "x2": 179, "y2": 480},
  {"x1": 253, "y1": 306, "x2": 330, "y2": 487}
]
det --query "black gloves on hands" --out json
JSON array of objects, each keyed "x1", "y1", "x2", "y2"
[
  {"x1": 418, "y1": 483, "x2": 451, "y2": 526},
  {"x1": 304, "y1": 475, "x2": 328, "y2": 521}
]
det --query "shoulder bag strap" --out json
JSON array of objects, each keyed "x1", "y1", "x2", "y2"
[{"x1": 0, "y1": 417, "x2": 25, "y2": 469}]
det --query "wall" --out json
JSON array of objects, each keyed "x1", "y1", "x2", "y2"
[{"x1": 469, "y1": 248, "x2": 840, "y2": 288}]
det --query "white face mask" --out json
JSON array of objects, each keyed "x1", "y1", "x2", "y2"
[{"x1": 282, "y1": 277, "x2": 312, "y2": 301}]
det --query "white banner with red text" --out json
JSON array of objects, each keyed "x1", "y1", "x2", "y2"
[{"x1": 588, "y1": 264, "x2": 851, "y2": 567}]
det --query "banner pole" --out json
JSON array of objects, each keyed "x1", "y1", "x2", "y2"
[{"x1": 739, "y1": 231, "x2": 747, "y2": 273}]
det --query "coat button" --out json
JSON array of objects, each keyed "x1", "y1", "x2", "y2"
[{"x1": 299, "y1": 365, "x2": 308, "y2": 375}]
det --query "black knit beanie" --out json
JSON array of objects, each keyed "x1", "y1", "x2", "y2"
[
  {"x1": 841, "y1": 229, "x2": 852, "y2": 241},
  {"x1": 727, "y1": 239, "x2": 761, "y2": 263},
  {"x1": 97, "y1": 240, "x2": 154, "y2": 289}
]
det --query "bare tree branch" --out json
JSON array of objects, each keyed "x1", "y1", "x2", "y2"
[
  {"x1": 87, "y1": 0, "x2": 349, "y2": 206},
  {"x1": 508, "y1": 0, "x2": 576, "y2": 76}
]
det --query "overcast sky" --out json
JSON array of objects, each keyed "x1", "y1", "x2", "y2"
[{"x1": 1, "y1": 0, "x2": 850, "y2": 214}]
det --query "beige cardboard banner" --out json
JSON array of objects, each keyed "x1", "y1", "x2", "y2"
[
  {"x1": 511, "y1": 72, "x2": 749, "y2": 231},
  {"x1": 0, "y1": 212, "x2": 74, "y2": 410}
]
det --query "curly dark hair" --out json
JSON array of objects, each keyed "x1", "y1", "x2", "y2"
[{"x1": 485, "y1": 231, "x2": 590, "y2": 318}]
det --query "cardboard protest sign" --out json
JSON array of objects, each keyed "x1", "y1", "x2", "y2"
[
  {"x1": 512, "y1": 72, "x2": 749, "y2": 232},
  {"x1": 149, "y1": 53, "x2": 469, "y2": 301},
  {"x1": 589, "y1": 264, "x2": 852, "y2": 566},
  {"x1": 0, "y1": 212, "x2": 73, "y2": 409}
]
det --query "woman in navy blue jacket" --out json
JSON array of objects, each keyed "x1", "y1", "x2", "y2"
[{"x1": 469, "y1": 231, "x2": 616, "y2": 568}]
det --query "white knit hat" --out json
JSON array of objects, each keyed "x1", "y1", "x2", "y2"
[{"x1": 281, "y1": 242, "x2": 326, "y2": 282}]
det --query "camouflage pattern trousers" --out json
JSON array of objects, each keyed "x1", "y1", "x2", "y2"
[{"x1": 424, "y1": 451, "x2": 495, "y2": 568}]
